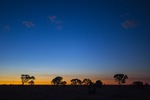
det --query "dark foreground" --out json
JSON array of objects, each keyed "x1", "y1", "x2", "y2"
[{"x1": 0, "y1": 85, "x2": 150, "y2": 100}]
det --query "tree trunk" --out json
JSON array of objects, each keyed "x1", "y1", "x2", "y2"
[{"x1": 118, "y1": 81, "x2": 121, "y2": 85}]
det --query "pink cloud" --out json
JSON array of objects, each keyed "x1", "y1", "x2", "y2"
[
  {"x1": 48, "y1": 16, "x2": 63, "y2": 30},
  {"x1": 3, "y1": 25, "x2": 10, "y2": 31},
  {"x1": 22, "y1": 21, "x2": 35, "y2": 28},
  {"x1": 48, "y1": 16, "x2": 56, "y2": 23},
  {"x1": 122, "y1": 20, "x2": 138, "y2": 29}
]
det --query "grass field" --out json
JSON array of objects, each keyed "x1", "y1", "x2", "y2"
[{"x1": 0, "y1": 85, "x2": 149, "y2": 100}]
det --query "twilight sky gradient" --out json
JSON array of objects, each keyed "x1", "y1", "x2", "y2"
[{"x1": 0, "y1": 0, "x2": 150, "y2": 84}]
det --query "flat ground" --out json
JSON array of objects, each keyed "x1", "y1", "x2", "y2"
[{"x1": 0, "y1": 85, "x2": 149, "y2": 100}]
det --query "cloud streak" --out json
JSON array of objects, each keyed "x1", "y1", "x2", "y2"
[
  {"x1": 122, "y1": 20, "x2": 138, "y2": 29},
  {"x1": 48, "y1": 16, "x2": 63, "y2": 30},
  {"x1": 22, "y1": 21, "x2": 35, "y2": 28}
]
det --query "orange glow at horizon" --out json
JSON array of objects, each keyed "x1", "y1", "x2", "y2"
[
  {"x1": 0, "y1": 74, "x2": 149, "y2": 85},
  {"x1": 0, "y1": 79, "x2": 139, "y2": 85}
]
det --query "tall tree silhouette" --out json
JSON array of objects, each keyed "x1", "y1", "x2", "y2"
[
  {"x1": 70, "y1": 78, "x2": 82, "y2": 85},
  {"x1": 82, "y1": 79, "x2": 92, "y2": 85},
  {"x1": 114, "y1": 74, "x2": 128, "y2": 85},
  {"x1": 51, "y1": 76, "x2": 63, "y2": 85},
  {"x1": 21, "y1": 74, "x2": 36, "y2": 85}
]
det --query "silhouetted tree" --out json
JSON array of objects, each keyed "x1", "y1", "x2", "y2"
[
  {"x1": 21, "y1": 74, "x2": 30, "y2": 85},
  {"x1": 114, "y1": 74, "x2": 128, "y2": 85},
  {"x1": 28, "y1": 76, "x2": 35, "y2": 85},
  {"x1": 95, "y1": 80, "x2": 103, "y2": 88},
  {"x1": 51, "y1": 76, "x2": 63, "y2": 85},
  {"x1": 70, "y1": 78, "x2": 82, "y2": 85},
  {"x1": 30, "y1": 76, "x2": 35, "y2": 80},
  {"x1": 82, "y1": 79, "x2": 92, "y2": 85},
  {"x1": 21, "y1": 74, "x2": 35, "y2": 85},
  {"x1": 77, "y1": 79, "x2": 82, "y2": 85}
]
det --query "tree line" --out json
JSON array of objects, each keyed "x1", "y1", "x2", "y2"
[{"x1": 21, "y1": 73, "x2": 149, "y2": 86}]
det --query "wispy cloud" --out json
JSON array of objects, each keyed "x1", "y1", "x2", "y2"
[
  {"x1": 55, "y1": 20, "x2": 63, "y2": 30},
  {"x1": 3, "y1": 25, "x2": 10, "y2": 31},
  {"x1": 121, "y1": 20, "x2": 138, "y2": 29},
  {"x1": 48, "y1": 16, "x2": 63, "y2": 30},
  {"x1": 49, "y1": 16, "x2": 56, "y2": 23},
  {"x1": 22, "y1": 21, "x2": 35, "y2": 28}
]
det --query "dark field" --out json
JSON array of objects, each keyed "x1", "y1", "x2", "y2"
[{"x1": 0, "y1": 85, "x2": 150, "y2": 100}]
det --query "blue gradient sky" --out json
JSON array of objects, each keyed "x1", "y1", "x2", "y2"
[{"x1": 0, "y1": 0, "x2": 150, "y2": 84}]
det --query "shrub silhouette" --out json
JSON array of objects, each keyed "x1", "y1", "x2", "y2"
[
  {"x1": 21, "y1": 74, "x2": 35, "y2": 85},
  {"x1": 133, "y1": 81, "x2": 144, "y2": 89},
  {"x1": 60, "y1": 81, "x2": 67, "y2": 86},
  {"x1": 28, "y1": 80, "x2": 34, "y2": 85},
  {"x1": 94, "y1": 80, "x2": 103, "y2": 88},
  {"x1": 70, "y1": 78, "x2": 82, "y2": 85},
  {"x1": 145, "y1": 82, "x2": 149, "y2": 86},
  {"x1": 51, "y1": 76, "x2": 63, "y2": 85},
  {"x1": 133, "y1": 81, "x2": 143, "y2": 85},
  {"x1": 114, "y1": 74, "x2": 128, "y2": 85}
]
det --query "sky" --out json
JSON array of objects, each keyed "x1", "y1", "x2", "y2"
[{"x1": 0, "y1": 0, "x2": 150, "y2": 85}]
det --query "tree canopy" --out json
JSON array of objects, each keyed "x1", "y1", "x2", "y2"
[
  {"x1": 51, "y1": 76, "x2": 64, "y2": 85},
  {"x1": 114, "y1": 74, "x2": 128, "y2": 85},
  {"x1": 70, "y1": 78, "x2": 82, "y2": 85},
  {"x1": 82, "y1": 79, "x2": 92, "y2": 85},
  {"x1": 21, "y1": 74, "x2": 35, "y2": 85}
]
